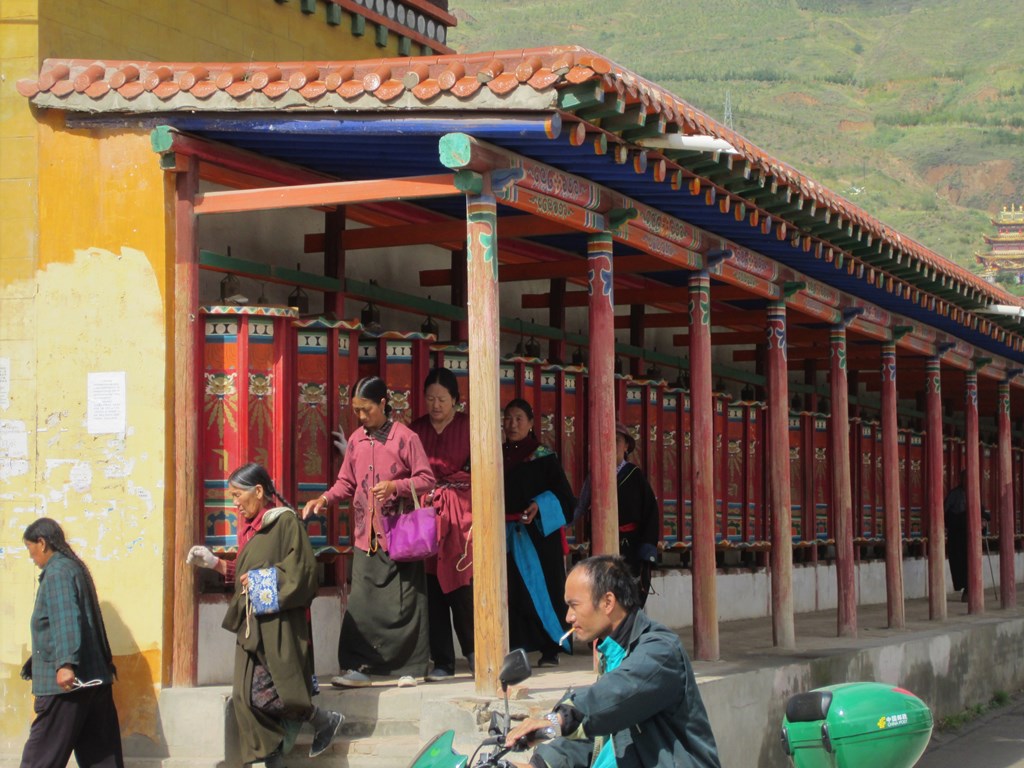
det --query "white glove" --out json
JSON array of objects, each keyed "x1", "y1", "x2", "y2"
[
  {"x1": 332, "y1": 429, "x2": 348, "y2": 457},
  {"x1": 186, "y1": 545, "x2": 219, "y2": 570}
]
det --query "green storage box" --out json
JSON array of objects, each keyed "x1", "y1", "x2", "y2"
[{"x1": 781, "y1": 682, "x2": 933, "y2": 768}]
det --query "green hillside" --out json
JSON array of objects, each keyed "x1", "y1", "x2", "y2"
[{"x1": 447, "y1": 0, "x2": 1024, "y2": 289}]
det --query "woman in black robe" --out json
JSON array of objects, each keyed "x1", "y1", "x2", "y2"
[
  {"x1": 220, "y1": 463, "x2": 343, "y2": 768},
  {"x1": 502, "y1": 398, "x2": 576, "y2": 667}
]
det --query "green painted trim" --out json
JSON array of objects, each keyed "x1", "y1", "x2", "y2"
[
  {"x1": 438, "y1": 133, "x2": 472, "y2": 170},
  {"x1": 326, "y1": 3, "x2": 341, "y2": 25},
  {"x1": 453, "y1": 170, "x2": 483, "y2": 194},
  {"x1": 300, "y1": 0, "x2": 316, "y2": 13},
  {"x1": 352, "y1": 13, "x2": 365, "y2": 35},
  {"x1": 150, "y1": 125, "x2": 174, "y2": 154},
  {"x1": 375, "y1": 23, "x2": 388, "y2": 47},
  {"x1": 621, "y1": 122, "x2": 669, "y2": 141},
  {"x1": 398, "y1": 36, "x2": 411, "y2": 56},
  {"x1": 557, "y1": 84, "x2": 605, "y2": 111},
  {"x1": 199, "y1": 250, "x2": 341, "y2": 291},
  {"x1": 159, "y1": 152, "x2": 178, "y2": 170}
]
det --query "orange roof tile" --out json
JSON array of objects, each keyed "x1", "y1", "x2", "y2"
[{"x1": 17, "y1": 45, "x2": 1020, "y2": 312}]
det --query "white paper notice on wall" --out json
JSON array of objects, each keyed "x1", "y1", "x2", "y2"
[
  {"x1": 0, "y1": 357, "x2": 10, "y2": 411},
  {"x1": 87, "y1": 371, "x2": 127, "y2": 435}
]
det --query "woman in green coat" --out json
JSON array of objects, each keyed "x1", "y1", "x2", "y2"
[{"x1": 219, "y1": 463, "x2": 343, "y2": 768}]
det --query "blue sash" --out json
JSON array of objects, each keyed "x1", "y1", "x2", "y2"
[
  {"x1": 534, "y1": 491, "x2": 565, "y2": 536},
  {"x1": 506, "y1": 521, "x2": 571, "y2": 651}
]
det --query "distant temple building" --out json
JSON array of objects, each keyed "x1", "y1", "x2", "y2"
[{"x1": 977, "y1": 203, "x2": 1024, "y2": 282}]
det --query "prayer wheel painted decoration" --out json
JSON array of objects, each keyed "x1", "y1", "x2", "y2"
[{"x1": 200, "y1": 305, "x2": 297, "y2": 552}]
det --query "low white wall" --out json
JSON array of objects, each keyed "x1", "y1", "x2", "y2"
[
  {"x1": 645, "y1": 551, "x2": 1024, "y2": 630},
  {"x1": 196, "y1": 552, "x2": 1024, "y2": 683},
  {"x1": 198, "y1": 592, "x2": 344, "y2": 685}
]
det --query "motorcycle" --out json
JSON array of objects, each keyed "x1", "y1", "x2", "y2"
[{"x1": 408, "y1": 649, "x2": 548, "y2": 768}]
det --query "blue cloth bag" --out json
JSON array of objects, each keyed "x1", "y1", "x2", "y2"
[{"x1": 247, "y1": 567, "x2": 280, "y2": 615}]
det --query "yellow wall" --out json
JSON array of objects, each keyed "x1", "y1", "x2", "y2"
[
  {"x1": 38, "y1": 0, "x2": 410, "y2": 62},
  {"x1": 0, "y1": 115, "x2": 170, "y2": 749},
  {"x1": 0, "y1": 0, "x2": 417, "y2": 754}
]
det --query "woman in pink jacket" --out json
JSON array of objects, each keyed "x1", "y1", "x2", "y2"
[{"x1": 303, "y1": 376, "x2": 435, "y2": 688}]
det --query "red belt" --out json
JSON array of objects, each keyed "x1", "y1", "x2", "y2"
[{"x1": 619, "y1": 522, "x2": 638, "y2": 533}]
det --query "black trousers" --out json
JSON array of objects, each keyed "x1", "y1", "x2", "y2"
[
  {"x1": 426, "y1": 575, "x2": 474, "y2": 671},
  {"x1": 21, "y1": 684, "x2": 124, "y2": 768}
]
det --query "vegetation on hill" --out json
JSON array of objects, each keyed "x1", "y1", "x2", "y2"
[{"x1": 448, "y1": 0, "x2": 1024, "y2": 290}]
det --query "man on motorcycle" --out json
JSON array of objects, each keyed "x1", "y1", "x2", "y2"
[{"x1": 505, "y1": 555, "x2": 721, "y2": 768}]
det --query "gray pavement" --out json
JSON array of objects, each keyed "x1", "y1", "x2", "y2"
[{"x1": 917, "y1": 694, "x2": 1024, "y2": 768}]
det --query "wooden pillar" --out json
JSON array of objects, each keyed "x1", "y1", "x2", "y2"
[
  {"x1": 766, "y1": 302, "x2": 795, "y2": 649},
  {"x1": 925, "y1": 357, "x2": 947, "y2": 620},
  {"x1": 548, "y1": 277, "x2": 566, "y2": 364},
  {"x1": 171, "y1": 158, "x2": 200, "y2": 686},
  {"x1": 997, "y1": 380, "x2": 1016, "y2": 609},
  {"x1": 465, "y1": 185, "x2": 508, "y2": 694},
  {"x1": 688, "y1": 272, "x2": 719, "y2": 660},
  {"x1": 965, "y1": 370, "x2": 984, "y2": 614},
  {"x1": 629, "y1": 304, "x2": 645, "y2": 377},
  {"x1": 588, "y1": 232, "x2": 619, "y2": 556},
  {"x1": 450, "y1": 249, "x2": 468, "y2": 343},
  {"x1": 880, "y1": 342, "x2": 905, "y2": 628},
  {"x1": 830, "y1": 326, "x2": 857, "y2": 636},
  {"x1": 323, "y1": 208, "x2": 346, "y2": 318}
]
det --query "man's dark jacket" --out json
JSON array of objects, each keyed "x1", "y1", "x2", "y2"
[{"x1": 534, "y1": 609, "x2": 721, "y2": 768}]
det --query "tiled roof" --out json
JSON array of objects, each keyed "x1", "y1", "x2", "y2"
[{"x1": 18, "y1": 46, "x2": 1021, "y2": 319}]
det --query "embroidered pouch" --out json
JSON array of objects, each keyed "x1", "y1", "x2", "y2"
[{"x1": 247, "y1": 567, "x2": 280, "y2": 615}]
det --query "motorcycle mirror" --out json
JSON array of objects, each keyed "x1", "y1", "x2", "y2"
[{"x1": 499, "y1": 649, "x2": 532, "y2": 691}]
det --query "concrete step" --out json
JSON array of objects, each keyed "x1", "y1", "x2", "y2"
[{"x1": 151, "y1": 674, "x2": 544, "y2": 768}]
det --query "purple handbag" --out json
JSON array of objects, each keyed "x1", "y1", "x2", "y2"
[{"x1": 381, "y1": 484, "x2": 438, "y2": 562}]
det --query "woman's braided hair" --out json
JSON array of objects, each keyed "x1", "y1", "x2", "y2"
[
  {"x1": 23, "y1": 517, "x2": 116, "y2": 671},
  {"x1": 227, "y1": 463, "x2": 294, "y2": 510}
]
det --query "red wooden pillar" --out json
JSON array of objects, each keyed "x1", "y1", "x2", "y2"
[
  {"x1": 465, "y1": 184, "x2": 509, "y2": 694},
  {"x1": 588, "y1": 232, "x2": 620, "y2": 556},
  {"x1": 830, "y1": 327, "x2": 857, "y2": 636},
  {"x1": 766, "y1": 302, "x2": 795, "y2": 648},
  {"x1": 925, "y1": 357, "x2": 947, "y2": 620},
  {"x1": 880, "y1": 342, "x2": 905, "y2": 628},
  {"x1": 965, "y1": 370, "x2": 984, "y2": 614},
  {"x1": 997, "y1": 380, "x2": 1016, "y2": 609},
  {"x1": 172, "y1": 158, "x2": 200, "y2": 687},
  {"x1": 688, "y1": 271, "x2": 719, "y2": 660}
]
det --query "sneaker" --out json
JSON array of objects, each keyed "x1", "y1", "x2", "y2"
[
  {"x1": 397, "y1": 675, "x2": 417, "y2": 688},
  {"x1": 331, "y1": 670, "x2": 371, "y2": 688},
  {"x1": 425, "y1": 667, "x2": 453, "y2": 682},
  {"x1": 537, "y1": 653, "x2": 559, "y2": 668},
  {"x1": 309, "y1": 711, "x2": 344, "y2": 758}
]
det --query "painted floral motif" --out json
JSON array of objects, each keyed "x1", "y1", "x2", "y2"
[
  {"x1": 388, "y1": 388, "x2": 411, "y2": 424},
  {"x1": 297, "y1": 382, "x2": 327, "y2": 476},
  {"x1": 204, "y1": 372, "x2": 237, "y2": 441},
  {"x1": 830, "y1": 336, "x2": 847, "y2": 371},
  {"x1": 248, "y1": 373, "x2": 273, "y2": 445}
]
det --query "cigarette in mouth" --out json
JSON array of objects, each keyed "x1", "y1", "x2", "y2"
[{"x1": 559, "y1": 628, "x2": 576, "y2": 645}]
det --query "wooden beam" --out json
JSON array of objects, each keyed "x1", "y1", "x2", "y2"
[
  {"x1": 522, "y1": 286, "x2": 690, "y2": 309},
  {"x1": 421, "y1": 253, "x2": 670, "y2": 286},
  {"x1": 614, "y1": 312, "x2": 688, "y2": 329},
  {"x1": 304, "y1": 214, "x2": 575, "y2": 252},
  {"x1": 194, "y1": 174, "x2": 459, "y2": 215}
]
